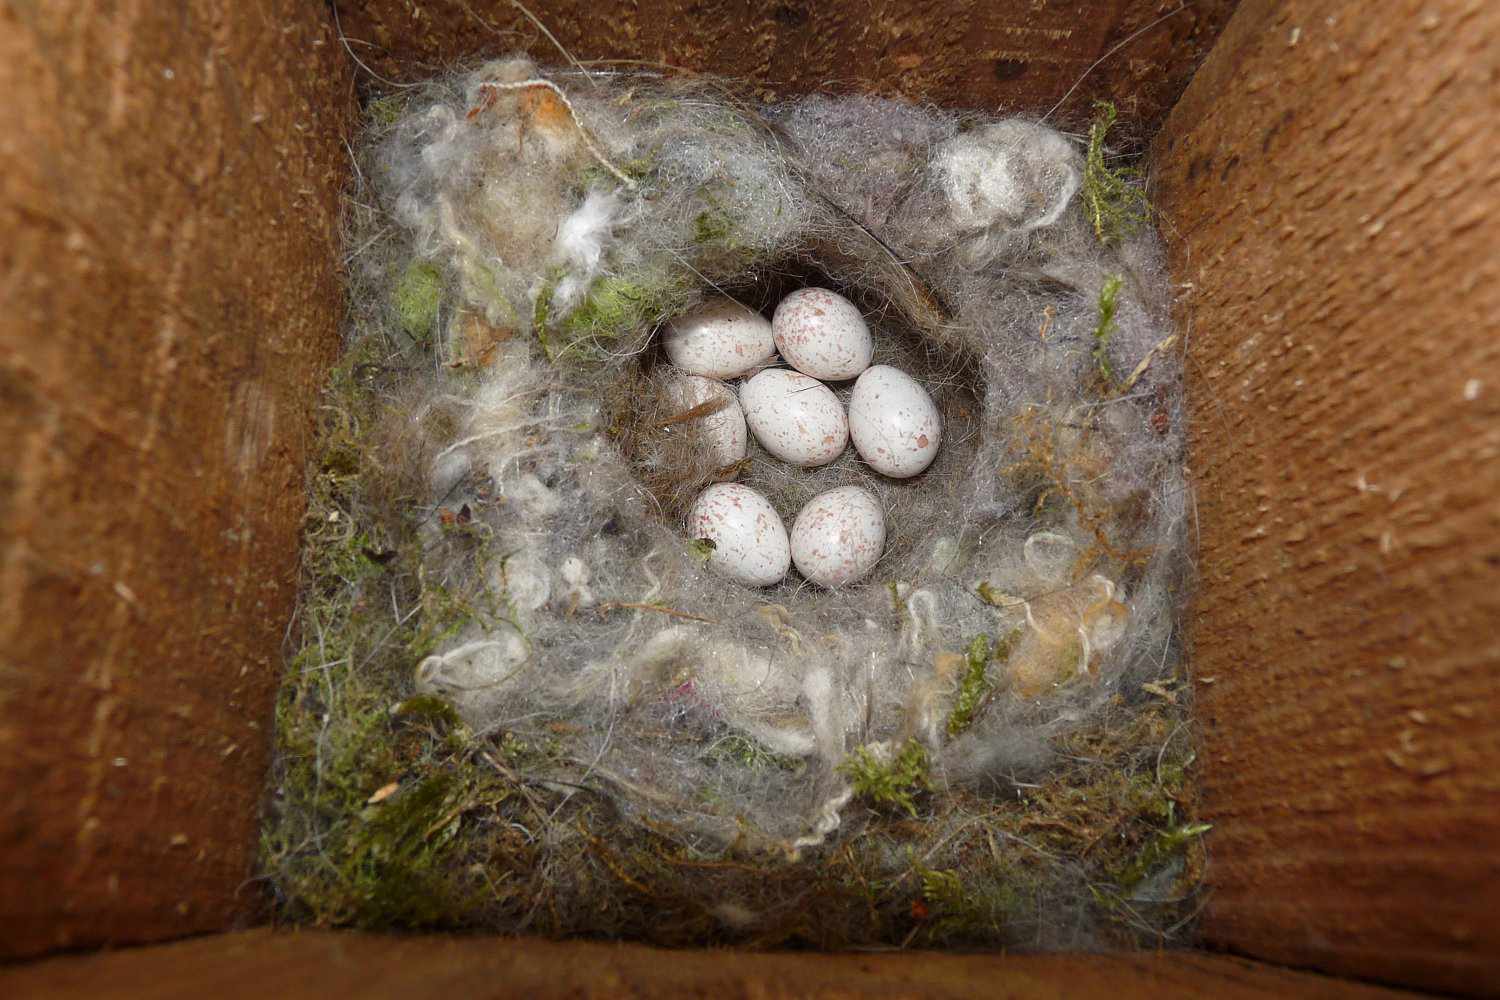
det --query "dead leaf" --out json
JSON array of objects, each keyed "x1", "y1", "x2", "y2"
[
  {"x1": 1141, "y1": 682, "x2": 1178, "y2": 704},
  {"x1": 367, "y1": 781, "x2": 400, "y2": 805}
]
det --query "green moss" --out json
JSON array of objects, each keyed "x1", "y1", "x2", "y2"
[
  {"x1": 1091, "y1": 274, "x2": 1124, "y2": 383},
  {"x1": 839, "y1": 739, "x2": 931, "y2": 818},
  {"x1": 394, "y1": 262, "x2": 443, "y2": 342},
  {"x1": 686, "y1": 187, "x2": 763, "y2": 272},
  {"x1": 947, "y1": 635, "x2": 992, "y2": 738},
  {"x1": 1082, "y1": 101, "x2": 1151, "y2": 246},
  {"x1": 366, "y1": 95, "x2": 408, "y2": 128},
  {"x1": 693, "y1": 209, "x2": 735, "y2": 245},
  {"x1": 341, "y1": 773, "x2": 468, "y2": 925},
  {"x1": 563, "y1": 275, "x2": 669, "y2": 341},
  {"x1": 261, "y1": 328, "x2": 520, "y2": 931},
  {"x1": 946, "y1": 629, "x2": 1022, "y2": 737},
  {"x1": 532, "y1": 268, "x2": 562, "y2": 360},
  {"x1": 393, "y1": 694, "x2": 464, "y2": 729},
  {"x1": 580, "y1": 155, "x2": 655, "y2": 192},
  {"x1": 1113, "y1": 818, "x2": 1212, "y2": 892},
  {"x1": 975, "y1": 581, "x2": 1023, "y2": 609},
  {"x1": 912, "y1": 861, "x2": 1023, "y2": 942},
  {"x1": 706, "y1": 733, "x2": 805, "y2": 773}
]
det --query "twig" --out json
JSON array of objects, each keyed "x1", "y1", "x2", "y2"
[
  {"x1": 596, "y1": 601, "x2": 718, "y2": 624},
  {"x1": 1042, "y1": 5, "x2": 1191, "y2": 123},
  {"x1": 657, "y1": 397, "x2": 731, "y2": 427},
  {"x1": 1120, "y1": 332, "x2": 1181, "y2": 391},
  {"x1": 329, "y1": 3, "x2": 418, "y2": 90},
  {"x1": 507, "y1": 0, "x2": 597, "y2": 87}
]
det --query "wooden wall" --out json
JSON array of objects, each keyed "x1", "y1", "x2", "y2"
[{"x1": 1153, "y1": 0, "x2": 1500, "y2": 993}]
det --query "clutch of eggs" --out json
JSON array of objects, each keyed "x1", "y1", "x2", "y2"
[{"x1": 664, "y1": 288, "x2": 940, "y2": 588}]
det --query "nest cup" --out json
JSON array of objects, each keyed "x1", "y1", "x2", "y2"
[
  {"x1": 264, "y1": 55, "x2": 1199, "y2": 951},
  {"x1": 614, "y1": 255, "x2": 984, "y2": 585}
]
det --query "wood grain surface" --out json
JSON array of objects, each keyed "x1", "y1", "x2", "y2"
[
  {"x1": 2, "y1": 927, "x2": 1421, "y2": 999},
  {"x1": 1153, "y1": 1, "x2": 1500, "y2": 994},
  {"x1": 332, "y1": 0, "x2": 1239, "y2": 132},
  {"x1": 0, "y1": 0, "x2": 353, "y2": 959}
]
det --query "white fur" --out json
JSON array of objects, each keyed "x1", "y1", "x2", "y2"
[{"x1": 551, "y1": 188, "x2": 626, "y2": 311}]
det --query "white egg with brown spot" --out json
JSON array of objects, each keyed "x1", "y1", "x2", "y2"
[
  {"x1": 687, "y1": 483, "x2": 790, "y2": 587},
  {"x1": 666, "y1": 373, "x2": 747, "y2": 475},
  {"x1": 740, "y1": 369, "x2": 849, "y2": 468},
  {"x1": 772, "y1": 287, "x2": 873, "y2": 381},
  {"x1": 848, "y1": 365, "x2": 942, "y2": 478},
  {"x1": 662, "y1": 297, "x2": 775, "y2": 378},
  {"x1": 790, "y1": 486, "x2": 886, "y2": 588}
]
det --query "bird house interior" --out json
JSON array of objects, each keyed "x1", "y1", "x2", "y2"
[{"x1": 1, "y1": 1, "x2": 1495, "y2": 996}]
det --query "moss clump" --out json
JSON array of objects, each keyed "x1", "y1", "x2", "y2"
[
  {"x1": 564, "y1": 274, "x2": 677, "y2": 341},
  {"x1": 1114, "y1": 814, "x2": 1213, "y2": 892},
  {"x1": 1091, "y1": 274, "x2": 1124, "y2": 383},
  {"x1": 1082, "y1": 101, "x2": 1151, "y2": 246},
  {"x1": 393, "y1": 694, "x2": 464, "y2": 729},
  {"x1": 394, "y1": 262, "x2": 443, "y2": 341},
  {"x1": 687, "y1": 187, "x2": 765, "y2": 273},
  {"x1": 408, "y1": 569, "x2": 491, "y2": 660},
  {"x1": 580, "y1": 155, "x2": 654, "y2": 192},
  {"x1": 974, "y1": 580, "x2": 1017, "y2": 608},
  {"x1": 912, "y1": 861, "x2": 1023, "y2": 942},
  {"x1": 705, "y1": 732, "x2": 805, "y2": 773},
  {"x1": 947, "y1": 635, "x2": 993, "y2": 737},
  {"x1": 839, "y1": 739, "x2": 931, "y2": 817},
  {"x1": 367, "y1": 95, "x2": 408, "y2": 128},
  {"x1": 693, "y1": 209, "x2": 735, "y2": 245},
  {"x1": 946, "y1": 629, "x2": 1022, "y2": 737},
  {"x1": 261, "y1": 334, "x2": 515, "y2": 930},
  {"x1": 339, "y1": 770, "x2": 499, "y2": 927},
  {"x1": 531, "y1": 268, "x2": 562, "y2": 359}
]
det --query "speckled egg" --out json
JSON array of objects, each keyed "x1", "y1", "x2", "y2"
[
  {"x1": 740, "y1": 369, "x2": 849, "y2": 468},
  {"x1": 848, "y1": 365, "x2": 942, "y2": 478},
  {"x1": 771, "y1": 287, "x2": 873, "y2": 381},
  {"x1": 666, "y1": 373, "x2": 748, "y2": 475},
  {"x1": 790, "y1": 486, "x2": 886, "y2": 588},
  {"x1": 687, "y1": 484, "x2": 791, "y2": 587},
  {"x1": 662, "y1": 297, "x2": 776, "y2": 378}
]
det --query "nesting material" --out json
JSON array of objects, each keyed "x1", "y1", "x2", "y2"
[{"x1": 264, "y1": 58, "x2": 1203, "y2": 950}]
